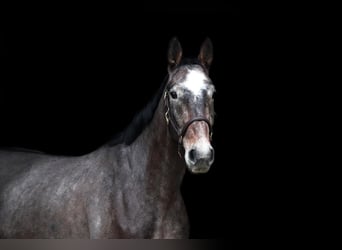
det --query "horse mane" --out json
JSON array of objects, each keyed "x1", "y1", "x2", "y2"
[
  {"x1": 1, "y1": 58, "x2": 204, "y2": 151},
  {"x1": 107, "y1": 58, "x2": 202, "y2": 146},
  {"x1": 106, "y1": 75, "x2": 168, "y2": 146}
]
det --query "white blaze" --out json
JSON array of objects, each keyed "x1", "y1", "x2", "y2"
[{"x1": 181, "y1": 68, "x2": 209, "y2": 97}]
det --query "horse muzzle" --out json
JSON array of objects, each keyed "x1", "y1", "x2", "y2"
[{"x1": 185, "y1": 144, "x2": 215, "y2": 174}]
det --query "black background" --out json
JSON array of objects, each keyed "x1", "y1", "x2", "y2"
[{"x1": 0, "y1": 3, "x2": 281, "y2": 240}]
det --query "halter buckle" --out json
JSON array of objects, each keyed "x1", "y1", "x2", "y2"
[
  {"x1": 164, "y1": 91, "x2": 170, "y2": 125},
  {"x1": 164, "y1": 108, "x2": 169, "y2": 125}
]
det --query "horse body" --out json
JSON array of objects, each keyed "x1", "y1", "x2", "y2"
[
  {"x1": 0, "y1": 37, "x2": 214, "y2": 238},
  {"x1": 0, "y1": 112, "x2": 187, "y2": 238}
]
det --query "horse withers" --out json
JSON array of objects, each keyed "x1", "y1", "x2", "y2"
[{"x1": 0, "y1": 37, "x2": 216, "y2": 238}]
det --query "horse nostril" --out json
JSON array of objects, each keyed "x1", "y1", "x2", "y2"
[
  {"x1": 210, "y1": 149, "x2": 215, "y2": 162},
  {"x1": 189, "y1": 149, "x2": 196, "y2": 163}
]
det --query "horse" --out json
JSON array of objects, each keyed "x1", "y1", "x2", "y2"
[{"x1": 0, "y1": 37, "x2": 216, "y2": 238}]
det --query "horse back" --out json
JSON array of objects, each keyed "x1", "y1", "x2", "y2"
[{"x1": 0, "y1": 148, "x2": 114, "y2": 238}]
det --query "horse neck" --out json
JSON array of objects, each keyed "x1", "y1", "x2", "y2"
[{"x1": 128, "y1": 94, "x2": 186, "y2": 198}]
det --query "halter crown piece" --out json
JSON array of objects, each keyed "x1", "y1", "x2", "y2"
[{"x1": 163, "y1": 88, "x2": 213, "y2": 157}]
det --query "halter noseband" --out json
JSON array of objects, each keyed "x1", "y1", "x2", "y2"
[{"x1": 164, "y1": 89, "x2": 213, "y2": 157}]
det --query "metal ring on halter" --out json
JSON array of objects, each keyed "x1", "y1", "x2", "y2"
[
  {"x1": 164, "y1": 91, "x2": 170, "y2": 125},
  {"x1": 164, "y1": 108, "x2": 169, "y2": 125}
]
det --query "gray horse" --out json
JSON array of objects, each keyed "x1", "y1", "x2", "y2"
[{"x1": 0, "y1": 37, "x2": 215, "y2": 238}]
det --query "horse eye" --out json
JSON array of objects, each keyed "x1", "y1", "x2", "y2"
[{"x1": 170, "y1": 91, "x2": 178, "y2": 99}]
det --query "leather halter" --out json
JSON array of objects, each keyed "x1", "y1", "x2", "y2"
[{"x1": 164, "y1": 88, "x2": 213, "y2": 157}]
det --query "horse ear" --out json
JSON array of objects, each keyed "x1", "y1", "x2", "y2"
[
  {"x1": 198, "y1": 37, "x2": 213, "y2": 71},
  {"x1": 168, "y1": 37, "x2": 183, "y2": 72}
]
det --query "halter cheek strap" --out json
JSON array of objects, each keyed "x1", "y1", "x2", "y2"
[{"x1": 164, "y1": 90, "x2": 213, "y2": 157}]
